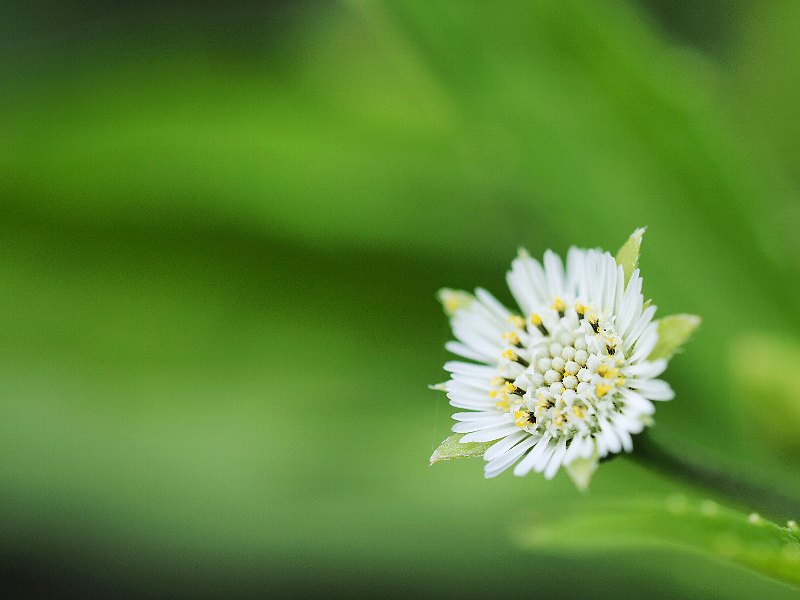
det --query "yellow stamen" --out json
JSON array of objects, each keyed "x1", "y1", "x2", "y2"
[
  {"x1": 597, "y1": 364, "x2": 619, "y2": 379},
  {"x1": 502, "y1": 349, "x2": 529, "y2": 367},
  {"x1": 575, "y1": 302, "x2": 587, "y2": 317},
  {"x1": 514, "y1": 410, "x2": 534, "y2": 428},
  {"x1": 529, "y1": 313, "x2": 549, "y2": 336},
  {"x1": 551, "y1": 296, "x2": 566, "y2": 315},
  {"x1": 596, "y1": 384, "x2": 612, "y2": 398},
  {"x1": 490, "y1": 376, "x2": 506, "y2": 387},
  {"x1": 502, "y1": 331, "x2": 521, "y2": 346},
  {"x1": 573, "y1": 405, "x2": 586, "y2": 419}
]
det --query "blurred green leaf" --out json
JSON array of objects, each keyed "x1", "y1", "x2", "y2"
[
  {"x1": 729, "y1": 333, "x2": 800, "y2": 457},
  {"x1": 3, "y1": 0, "x2": 800, "y2": 597},
  {"x1": 615, "y1": 227, "x2": 646, "y2": 284},
  {"x1": 649, "y1": 314, "x2": 701, "y2": 361},
  {"x1": 514, "y1": 495, "x2": 800, "y2": 589},
  {"x1": 430, "y1": 434, "x2": 495, "y2": 465}
]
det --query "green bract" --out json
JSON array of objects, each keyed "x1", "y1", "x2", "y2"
[
  {"x1": 615, "y1": 227, "x2": 646, "y2": 285},
  {"x1": 429, "y1": 434, "x2": 496, "y2": 465},
  {"x1": 649, "y1": 314, "x2": 702, "y2": 361}
]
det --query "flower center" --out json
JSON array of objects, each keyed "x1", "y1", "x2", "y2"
[{"x1": 500, "y1": 300, "x2": 628, "y2": 441}]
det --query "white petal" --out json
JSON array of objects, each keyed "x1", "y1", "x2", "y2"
[
  {"x1": 444, "y1": 361, "x2": 496, "y2": 377},
  {"x1": 513, "y1": 434, "x2": 552, "y2": 476},
  {"x1": 451, "y1": 411, "x2": 501, "y2": 422},
  {"x1": 580, "y1": 436, "x2": 596, "y2": 459},
  {"x1": 507, "y1": 262, "x2": 535, "y2": 315},
  {"x1": 624, "y1": 359, "x2": 667, "y2": 379},
  {"x1": 483, "y1": 430, "x2": 528, "y2": 462},
  {"x1": 446, "y1": 388, "x2": 492, "y2": 405},
  {"x1": 543, "y1": 250, "x2": 565, "y2": 299},
  {"x1": 629, "y1": 323, "x2": 659, "y2": 363},
  {"x1": 533, "y1": 440, "x2": 559, "y2": 473},
  {"x1": 625, "y1": 305, "x2": 657, "y2": 351},
  {"x1": 628, "y1": 378, "x2": 674, "y2": 401},
  {"x1": 611, "y1": 420, "x2": 633, "y2": 452},
  {"x1": 445, "y1": 341, "x2": 487, "y2": 362},
  {"x1": 599, "y1": 420, "x2": 622, "y2": 454},
  {"x1": 484, "y1": 435, "x2": 538, "y2": 478},
  {"x1": 461, "y1": 424, "x2": 519, "y2": 443},
  {"x1": 563, "y1": 436, "x2": 584, "y2": 465},
  {"x1": 543, "y1": 437, "x2": 569, "y2": 479},
  {"x1": 475, "y1": 288, "x2": 511, "y2": 325},
  {"x1": 448, "y1": 397, "x2": 495, "y2": 410},
  {"x1": 450, "y1": 374, "x2": 494, "y2": 391},
  {"x1": 564, "y1": 247, "x2": 587, "y2": 297},
  {"x1": 452, "y1": 416, "x2": 510, "y2": 433}
]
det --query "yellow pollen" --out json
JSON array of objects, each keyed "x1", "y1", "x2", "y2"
[
  {"x1": 502, "y1": 349, "x2": 518, "y2": 361},
  {"x1": 507, "y1": 315, "x2": 525, "y2": 329},
  {"x1": 597, "y1": 364, "x2": 618, "y2": 378},
  {"x1": 529, "y1": 313, "x2": 543, "y2": 326},
  {"x1": 551, "y1": 297, "x2": 566, "y2": 312},
  {"x1": 496, "y1": 398, "x2": 510, "y2": 410},
  {"x1": 575, "y1": 302, "x2": 587, "y2": 316},
  {"x1": 502, "y1": 331, "x2": 521, "y2": 345},
  {"x1": 490, "y1": 376, "x2": 506, "y2": 386},
  {"x1": 615, "y1": 377, "x2": 626, "y2": 386},
  {"x1": 596, "y1": 384, "x2": 612, "y2": 398},
  {"x1": 489, "y1": 390, "x2": 500, "y2": 399},
  {"x1": 573, "y1": 405, "x2": 586, "y2": 419},
  {"x1": 503, "y1": 381, "x2": 517, "y2": 394},
  {"x1": 553, "y1": 411, "x2": 564, "y2": 427}
]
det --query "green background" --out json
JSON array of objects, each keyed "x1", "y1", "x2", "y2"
[{"x1": 2, "y1": 1, "x2": 800, "y2": 597}]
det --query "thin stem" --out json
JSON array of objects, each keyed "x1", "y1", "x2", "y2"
[{"x1": 627, "y1": 432, "x2": 799, "y2": 521}]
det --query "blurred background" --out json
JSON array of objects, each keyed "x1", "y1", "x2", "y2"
[{"x1": 3, "y1": 1, "x2": 800, "y2": 598}]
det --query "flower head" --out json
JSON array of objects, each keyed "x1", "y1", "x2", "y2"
[{"x1": 433, "y1": 231, "x2": 692, "y2": 486}]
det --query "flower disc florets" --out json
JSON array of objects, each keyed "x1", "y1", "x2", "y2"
[{"x1": 437, "y1": 245, "x2": 674, "y2": 481}]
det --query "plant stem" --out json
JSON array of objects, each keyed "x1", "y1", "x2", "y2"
[{"x1": 627, "y1": 432, "x2": 799, "y2": 521}]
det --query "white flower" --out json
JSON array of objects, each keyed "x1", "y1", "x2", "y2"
[{"x1": 435, "y1": 242, "x2": 673, "y2": 483}]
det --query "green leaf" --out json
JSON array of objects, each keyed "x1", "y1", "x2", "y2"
[
  {"x1": 429, "y1": 434, "x2": 495, "y2": 465},
  {"x1": 615, "y1": 227, "x2": 646, "y2": 284},
  {"x1": 729, "y1": 333, "x2": 800, "y2": 456},
  {"x1": 649, "y1": 314, "x2": 702, "y2": 361},
  {"x1": 513, "y1": 495, "x2": 800, "y2": 589}
]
